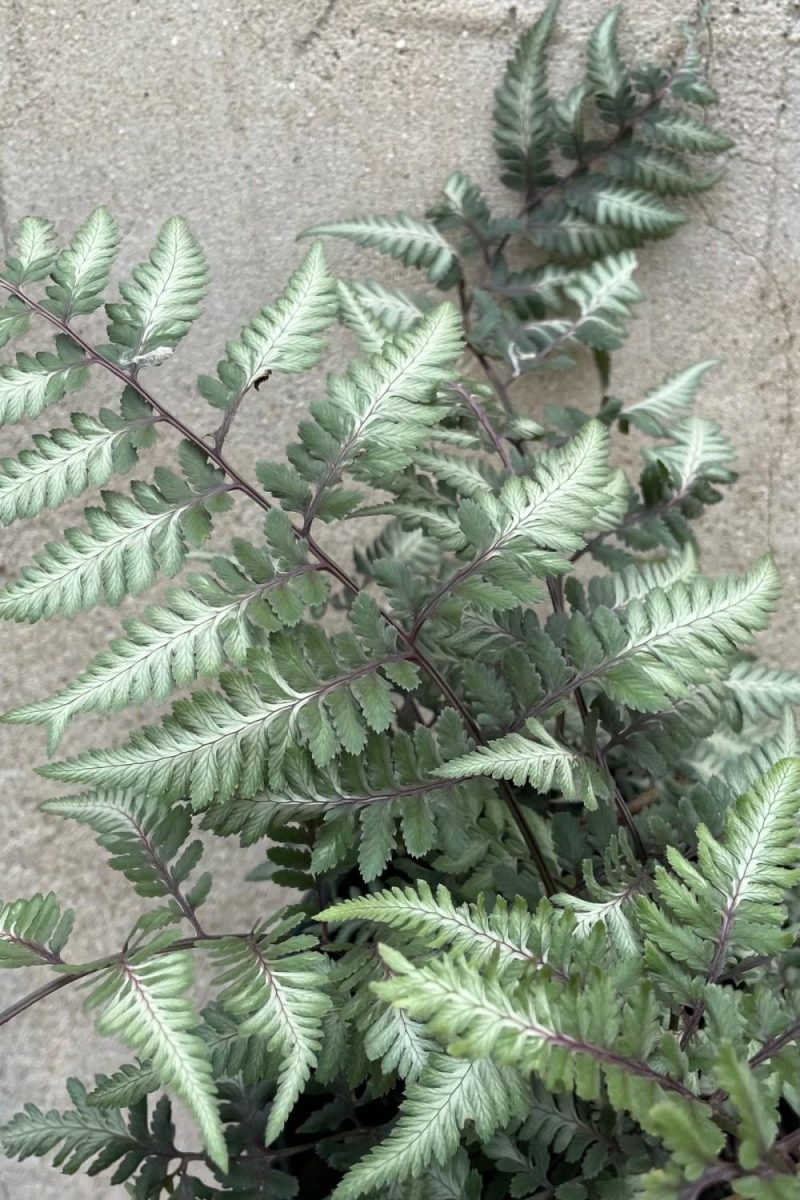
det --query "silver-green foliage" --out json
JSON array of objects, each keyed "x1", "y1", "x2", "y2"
[{"x1": 1, "y1": 7, "x2": 799, "y2": 1200}]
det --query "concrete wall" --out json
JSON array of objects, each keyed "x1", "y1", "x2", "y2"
[{"x1": 0, "y1": 0, "x2": 797, "y2": 1195}]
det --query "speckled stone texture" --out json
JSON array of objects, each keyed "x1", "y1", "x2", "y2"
[{"x1": 0, "y1": 0, "x2": 798, "y2": 1195}]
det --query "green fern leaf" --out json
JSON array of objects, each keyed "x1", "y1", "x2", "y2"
[
  {"x1": 508, "y1": 252, "x2": 643, "y2": 368},
  {"x1": 6, "y1": 510, "x2": 327, "y2": 746},
  {"x1": 0, "y1": 334, "x2": 91, "y2": 425},
  {"x1": 713, "y1": 1044, "x2": 778, "y2": 1171},
  {"x1": 622, "y1": 360, "x2": 719, "y2": 435},
  {"x1": 639, "y1": 758, "x2": 800, "y2": 977},
  {"x1": 588, "y1": 545, "x2": 699, "y2": 610},
  {"x1": 46, "y1": 207, "x2": 120, "y2": 319},
  {"x1": 588, "y1": 558, "x2": 780, "y2": 712},
  {"x1": 374, "y1": 946, "x2": 700, "y2": 1125},
  {"x1": 645, "y1": 1096, "x2": 725, "y2": 1180},
  {"x1": 198, "y1": 241, "x2": 336, "y2": 413},
  {"x1": 415, "y1": 420, "x2": 615, "y2": 621},
  {"x1": 641, "y1": 111, "x2": 733, "y2": 155},
  {"x1": 84, "y1": 1062, "x2": 160, "y2": 1110},
  {"x1": 586, "y1": 7, "x2": 634, "y2": 125},
  {"x1": 554, "y1": 837, "x2": 645, "y2": 955},
  {"x1": 492, "y1": 0, "x2": 560, "y2": 194},
  {"x1": 41, "y1": 790, "x2": 204, "y2": 910},
  {"x1": 336, "y1": 280, "x2": 392, "y2": 353},
  {"x1": 437, "y1": 719, "x2": 609, "y2": 809},
  {"x1": 529, "y1": 203, "x2": 636, "y2": 258},
  {"x1": 0, "y1": 391, "x2": 158, "y2": 526},
  {"x1": 0, "y1": 297, "x2": 31, "y2": 347},
  {"x1": 333, "y1": 1054, "x2": 527, "y2": 1200},
  {"x1": 2, "y1": 1078, "x2": 148, "y2": 1177},
  {"x1": 85, "y1": 950, "x2": 227, "y2": 1170},
  {"x1": 209, "y1": 929, "x2": 329, "y2": 1144},
  {"x1": 40, "y1": 623, "x2": 413, "y2": 805},
  {"x1": 321, "y1": 881, "x2": 553, "y2": 971},
  {"x1": 302, "y1": 214, "x2": 459, "y2": 285},
  {"x1": 645, "y1": 417, "x2": 735, "y2": 492},
  {"x1": 2, "y1": 216, "x2": 58, "y2": 286},
  {"x1": 0, "y1": 892, "x2": 73, "y2": 967},
  {"x1": 574, "y1": 178, "x2": 685, "y2": 237},
  {"x1": 339, "y1": 279, "x2": 426, "y2": 333},
  {"x1": 607, "y1": 143, "x2": 723, "y2": 196},
  {"x1": 106, "y1": 216, "x2": 208, "y2": 364},
  {"x1": 724, "y1": 659, "x2": 800, "y2": 723},
  {"x1": 262, "y1": 303, "x2": 463, "y2": 521},
  {"x1": 0, "y1": 450, "x2": 232, "y2": 622}
]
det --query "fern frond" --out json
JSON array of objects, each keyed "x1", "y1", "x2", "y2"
[
  {"x1": 106, "y1": 217, "x2": 208, "y2": 364},
  {"x1": 209, "y1": 928, "x2": 329, "y2": 1144},
  {"x1": 555, "y1": 836, "x2": 645, "y2": 955},
  {"x1": 622, "y1": 360, "x2": 719, "y2": 435},
  {"x1": 511, "y1": 253, "x2": 643, "y2": 372},
  {"x1": 260, "y1": 303, "x2": 463, "y2": 521},
  {"x1": 645, "y1": 417, "x2": 735, "y2": 492},
  {"x1": 302, "y1": 214, "x2": 459, "y2": 284},
  {"x1": 46, "y1": 207, "x2": 120, "y2": 319},
  {"x1": 2, "y1": 1078, "x2": 148, "y2": 1177},
  {"x1": 575, "y1": 178, "x2": 685, "y2": 237},
  {"x1": 332, "y1": 1054, "x2": 527, "y2": 1200},
  {"x1": 321, "y1": 881, "x2": 554, "y2": 972},
  {"x1": 689, "y1": 708, "x2": 799, "y2": 792},
  {"x1": 639, "y1": 758, "x2": 800, "y2": 980},
  {"x1": 575, "y1": 558, "x2": 779, "y2": 713},
  {"x1": 85, "y1": 1062, "x2": 160, "y2": 1109},
  {"x1": 0, "y1": 296, "x2": 30, "y2": 348},
  {"x1": 492, "y1": 0, "x2": 560, "y2": 194},
  {"x1": 529, "y1": 203, "x2": 635, "y2": 259},
  {"x1": 41, "y1": 791, "x2": 206, "y2": 914},
  {"x1": 0, "y1": 892, "x2": 73, "y2": 967},
  {"x1": 587, "y1": 544, "x2": 699, "y2": 610},
  {"x1": 641, "y1": 111, "x2": 733, "y2": 155},
  {"x1": 340, "y1": 279, "x2": 426, "y2": 333},
  {"x1": 607, "y1": 143, "x2": 722, "y2": 197},
  {"x1": 724, "y1": 659, "x2": 800, "y2": 723},
  {"x1": 7, "y1": 510, "x2": 327, "y2": 746},
  {"x1": 0, "y1": 445, "x2": 233, "y2": 621},
  {"x1": 0, "y1": 390, "x2": 158, "y2": 526},
  {"x1": 0, "y1": 334, "x2": 90, "y2": 425},
  {"x1": 349, "y1": 950, "x2": 435, "y2": 1082},
  {"x1": 41, "y1": 611, "x2": 417, "y2": 806},
  {"x1": 2, "y1": 216, "x2": 58, "y2": 286},
  {"x1": 86, "y1": 950, "x2": 227, "y2": 1170},
  {"x1": 198, "y1": 241, "x2": 336, "y2": 413},
  {"x1": 586, "y1": 7, "x2": 633, "y2": 125},
  {"x1": 712, "y1": 1044, "x2": 779, "y2": 1171},
  {"x1": 374, "y1": 946, "x2": 700, "y2": 1121},
  {"x1": 336, "y1": 280, "x2": 392, "y2": 353},
  {"x1": 414, "y1": 420, "x2": 614, "y2": 621},
  {"x1": 437, "y1": 719, "x2": 609, "y2": 810}
]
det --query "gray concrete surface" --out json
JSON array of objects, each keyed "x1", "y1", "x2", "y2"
[{"x1": 0, "y1": 0, "x2": 798, "y2": 1195}]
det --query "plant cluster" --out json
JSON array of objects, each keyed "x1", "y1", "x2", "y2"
[{"x1": 2, "y1": 4, "x2": 800, "y2": 1198}]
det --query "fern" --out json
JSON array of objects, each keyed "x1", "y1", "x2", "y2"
[
  {"x1": 492, "y1": 0, "x2": 560, "y2": 194},
  {"x1": 106, "y1": 216, "x2": 208, "y2": 365},
  {"x1": 46, "y1": 206, "x2": 120, "y2": 320},
  {"x1": 209, "y1": 924, "x2": 330, "y2": 1144},
  {"x1": 331, "y1": 1055, "x2": 528, "y2": 1200},
  {"x1": 85, "y1": 951, "x2": 227, "y2": 1170},
  {"x1": 0, "y1": 442, "x2": 233, "y2": 621},
  {"x1": 0, "y1": 892, "x2": 73, "y2": 967},
  {"x1": 2, "y1": 8, "x2": 798, "y2": 1200},
  {"x1": 301, "y1": 214, "x2": 459, "y2": 285},
  {"x1": 0, "y1": 390, "x2": 157, "y2": 525},
  {"x1": 198, "y1": 240, "x2": 337, "y2": 415}
]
